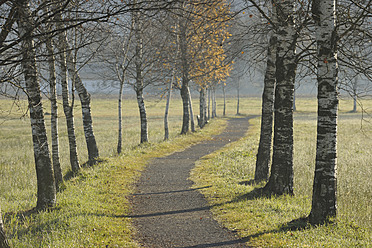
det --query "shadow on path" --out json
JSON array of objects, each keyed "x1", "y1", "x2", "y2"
[{"x1": 131, "y1": 117, "x2": 256, "y2": 248}]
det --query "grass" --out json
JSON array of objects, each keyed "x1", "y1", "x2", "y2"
[
  {"x1": 190, "y1": 97, "x2": 372, "y2": 247},
  {"x1": 0, "y1": 94, "x2": 231, "y2": 247},
  {"x1": 1, "y1": 95, "x2": 371, "y2": 247}
]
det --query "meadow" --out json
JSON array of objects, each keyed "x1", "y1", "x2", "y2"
[
  {"x1": 191, "y1": 97, "x2": 372, "y2": 247},
  {"x1": 0, "y1": 94, "x2": 371, "y2": 247},
  {"x1": 0, "y1": 93, "x2": 232, "y2": 247}
]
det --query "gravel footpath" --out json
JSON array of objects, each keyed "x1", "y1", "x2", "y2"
[{"x1": 131, "y1": 117, "x2": 253, "y2": 248}]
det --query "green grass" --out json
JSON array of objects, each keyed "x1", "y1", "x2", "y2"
[
  {"x1": 191, "y1": 97, "x2": 372, "y2": 247},
  {"x1": 1, "y1": 95, "x2": 371, "y2": 247},
  {"x1": 0, "y1": 94, "x2": 233, "y2": 247}
]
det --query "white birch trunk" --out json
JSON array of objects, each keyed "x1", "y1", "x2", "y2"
[
  {"x1": 188, "y1": 87, "x2": 195, "y2": 132},
  {"x1": 255, "y1": 33, "x2": 277, "y2": 182},
  {"x1": 180, "y1": 11, "x2": 190, "y2": 134},
  {"x1": 134, "y1": 8, "x2": 148, "y2": 143},
  {"x1": 236, "y1": 82, "x2": 240, "y2": 115},
  {"x1": 264, "y1": 0, "x2": 297, "y2": 195},
  {"x1": 55, "y1": 9, "x2": 80, "y2": 173},
  {"x1": 223, "y1": 84, "x2": 226, "y2": 116},
  {"x1": 309, "y1": 0, "x2": 338, "y2": 225},
  {"x1": 199, "y1": 87, "x2": 207, "y2": 128},
  {"x1": 17, "y1": 0, "x2": 56, "y2": 209},
  {"x1": 255, "y1": 2, "x2": 277, "y2": 182},
  {"x1": 46, "y1": 31, "x2": 63, "y2": 189},
  {"x1": 64, "y1": 48, "x2": 99, "y2": 163},
  {"x1": 212, "y1": 87, "x2": 217, "y2": 118},
  {"x1": 207, "y1": 87, "x2": 211, "y2": 120},
  {"x1": 352, "y1": 77, "x2": 357, "y2": 112},
  {"x1": 117, "y1": 22, "x2": 134, "y2": 153},
  {"x1": 203, "y1": 88, "x2": 208, "y2": 125},
  {"x1": 164, "y1": 76, "x2": 173, "y2": 140},
  {"x1": 117, "y1": 80, "x2": 124, "y2": 153}
]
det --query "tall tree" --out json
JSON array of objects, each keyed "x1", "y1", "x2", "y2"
[
  {"x1": 308, "y1": 0, "x2": 339, "y2": 225},
  {"x1": 45, "y1": 21, "x2": 64, "y2": 190},
  {"x1": 133, "y1": 4, "x2": 149, "y2": 143},
  {"x1": 55, "y1": 8, "x2": 81, "y2": 173},
  {"x1": 16, "y1": 0, "x2": 56, "y2": 209},
  {"x1": 179, "y1": 1, "x2": 191, "y2": 134},
  {"x1": 164, "y1": 74, "x2": 174, "y2": 140},
  {"x1": 263, "y1": 0, "x2": 297, "y2": 195},
  {"x1": 254, "y1": 2, "x2": 277, "y2": 182},
  {"x1": 66, "y1": 47, "x2": 100, "y2": 163}
]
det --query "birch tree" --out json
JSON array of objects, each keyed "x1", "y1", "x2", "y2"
[
  {"x1": 164, "y1": 74, "x2": 174, "y2": 140},
  {"x1": 133, "y1": 5, "x2": 148, "y2": 143},
  {"x1": 308, "y1": 0, "x2": 339, "y2": 225},
  {"x1": 45, "y1": 21, "x2": 64, "y2": 190},
  {"x1": 263, "y1": 0, "x2": 297, "y2": 195},
  {"x1": 254, "y1": 2, "x2": 277, "y2": 182},
  {"x1": 16, "y1": 0, "x2": 56, "y2": 209},
  {"x1": 179, "y1": 2, "x2": 191, "y2": 134},
  {"x1": 198, "y1": 87, "x2": 208, "y2": 128},
  {"x1": 55, "y1": 9, "x2": 81, "y2": 173},
  {"x1": 66, "y1": 47, "x2": 100, "y2": 163}
]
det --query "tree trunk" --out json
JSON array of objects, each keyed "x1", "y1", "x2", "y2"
[
  {"x1": 134, "y1": 9, "x2": 148, "y2": 143},
  {"x1": 117, "y1": 79, "x2": 124, "y2": 153},
  {"x1": 164, "y1": 76, "x2": 173, "y2": 140},
  {"x1": 57, "y1": 34, "x2": 80, "y2": 173},
  {"x1": 352, "y1": 77, "x2": 357, "y2": 113},
  {"x1": 207, "y1": 88, "x2": 211, "y2": 120},
  {"x1": 203, "y1": 88, "x2": 208, "y2": 125},
  {"x1": 199, "y1": 87, "x2": 207, "y2": 128},
  {"x1": 17, "y1": 0, "x2": 56, "y2": 209},
  {"x1": 136, "y1": 88, "x2": 148, "y2": 144},
  {"x1": 179, "y1": 14, "x2": 190, "y2": 135},
  {"x1": 0, "y1": 208, "x2": 10, "y2": 248},
  {"x1": 223, "y1": 84, "x2": 226, "y2": 116},
  {"x1": 255, "y1": 34, "x2": 277, "y2": 182},
  {"x1": 309, "y1": 0, "x2": 338, "y2": 225},
  {"x1": 66, "y1": 50, "x2": 99, "y2": 164},
  {"x1": 188, "y1": 87, "x2": 195, "y2": 132},
  {"x1": 264, "y1": 0, "x2": 297, "y2": 196},
  {"x1": 236, "y1": 82, "x2": 240, "y2": 115},
  {"x1": 293, "y1": 89, "x2": 297, "y2": 111},
  {"x1": 46, "y1": 30, "x2": 63, "y2": 190},
  {"x1": 212, "y1": 87, "x2": 217, "y2": 118},
  {"x1": 180, "y1": 82, "x2": 190, "y2": 134}
]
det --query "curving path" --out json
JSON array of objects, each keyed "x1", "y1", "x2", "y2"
[{"x1": 131, "y1": 117, "x2": 254, "y2": 248}]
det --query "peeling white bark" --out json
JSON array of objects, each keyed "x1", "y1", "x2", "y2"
[
  {"x1": 309, "y1": 0, "x2": 338, "y2": 225},
  {"x1": 264, "y1": 0, "x2": 297, "y2": 195},
  {"x1": 55, "y1": 8, "x2": 80, "y2": 172},
  {"x1": 66, "y1": 49, "x2": 99, "y2": 162},
  {"x1": 179, "y1": 10, "x2": 190, "y2": 135},
  {"x1": 17, "y1": 0, "x2": 56, "y2": 209},
  {"x1": 164, "y1": 76, "x2": 173, "y2": 140},
  {"x1": 188, "y1": 87, "x2": 195, "y2": 132},
  {"x1": 134, "y1": 8, "x2": 148, "y2": 143},
  {"x1": 199, "y1": 87, "x2": 208, "y2": 128},
  {"x1": 46, "y1": 30, "x2": 63, "y2": 189},
  {"x1": 255, "y1": 33, "x2": 277, "y2": 182}
]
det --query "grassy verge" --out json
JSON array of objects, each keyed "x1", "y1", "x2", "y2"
[
  {"x1": 190, "y1": 101, "x2": 372, "y2": 247},
  {"x1": 3, "y1": 117, "x2": 226, "y2": 247},
  {"x1": 0, "y1": 95, "x2": 229, "y2": 247}
]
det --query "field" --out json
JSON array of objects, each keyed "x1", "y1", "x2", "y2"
[
  {"x1": 191, "y1": 97, "x2": 372, "y2": 247},
  {"x1": 0, "y1": 94, "x2": 371, "y2": 247}
]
